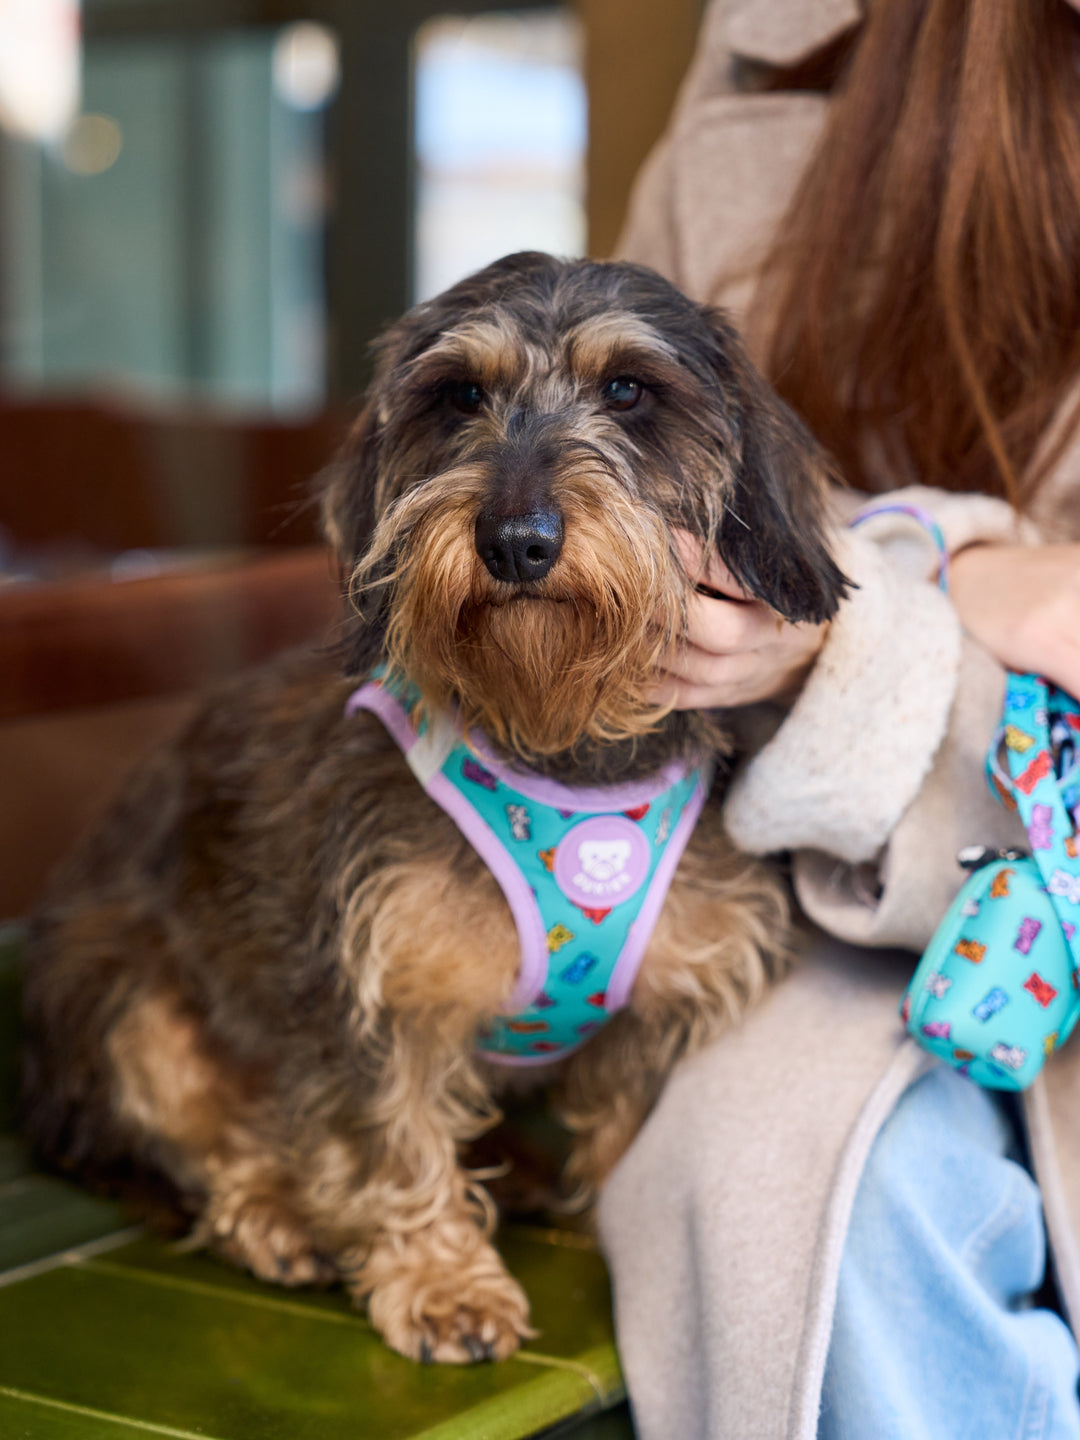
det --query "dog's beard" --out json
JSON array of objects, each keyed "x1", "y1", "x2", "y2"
[{"x1": 354, "y1": 463, "x2": 684, "y2": 761}]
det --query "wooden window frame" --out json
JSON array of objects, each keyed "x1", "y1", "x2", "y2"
[{"x1": 83, "y1": 0, "x2": 559, "y2": 399}]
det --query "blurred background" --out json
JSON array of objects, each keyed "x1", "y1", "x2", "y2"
[{"x1": 0, "y1": 0, "x2": 702, "y2": 919}]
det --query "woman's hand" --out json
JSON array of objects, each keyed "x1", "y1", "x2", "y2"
[
  {"x1": 655, "y1": 530, "x2": 831, "y2": 709},
  {"x1": 949, "y1": 543, "x2": 1080, "y2": 697}
]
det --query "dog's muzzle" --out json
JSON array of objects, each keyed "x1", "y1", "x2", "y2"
[{"x1": 474, "y1": 508, "x2": 564, "y2": 584}]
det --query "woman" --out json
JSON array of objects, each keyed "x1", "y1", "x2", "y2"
[{"x1": 599, "y1": 2, "x2": 1080, "y2": 1435}]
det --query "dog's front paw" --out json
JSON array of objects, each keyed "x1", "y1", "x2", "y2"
[
  {"x1": 208, "y1": 1196, "x2": 337, "y2": 1288},
  {"x1": 360, "y1": 1237, "x2": 534, "y2": 1363}
]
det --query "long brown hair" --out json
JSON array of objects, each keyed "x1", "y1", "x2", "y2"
[{"x1": 753, "y1": 0, "x2": 1080, "y2": 505}]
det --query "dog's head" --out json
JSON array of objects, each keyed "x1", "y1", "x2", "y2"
[{"x1": 323, "y1": 253, "x2": 848, "y2": 766}]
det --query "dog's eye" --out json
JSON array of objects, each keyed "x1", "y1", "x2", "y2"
[
  {"x1": 602, "y1": 377, "x2": 642, "y2": 411},
  {"x1": 449, "y1": 381, "x2": 484, "y2": 414}
]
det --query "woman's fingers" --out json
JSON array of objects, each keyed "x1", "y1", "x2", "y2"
[
  {"x1": 672, "y1": 529, "x2": 755, "y2": 602},
  {"x1": 653, "y1": 653, "x2": 760, "y2": 709},
  {"x1": 682, "y1": 590, "x2": 768, "y2": 654},
  {"x1": 661, "y1": 525, "x2": 831, "y2": 707}
]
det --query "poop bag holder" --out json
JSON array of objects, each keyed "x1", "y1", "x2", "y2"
[{"x1": 902, "y1": 674, "x2": 1080, "y2": 1090}]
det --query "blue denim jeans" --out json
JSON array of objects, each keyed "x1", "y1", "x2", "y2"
[{"x1": 819, "y1": 1065, "x2": 1080, "y2": 1440}]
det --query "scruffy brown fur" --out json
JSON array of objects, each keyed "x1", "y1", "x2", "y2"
[{"x1": 21, "y1": 254, "x2": 847, "y2": 1364}]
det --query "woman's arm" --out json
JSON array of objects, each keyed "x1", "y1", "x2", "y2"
[{"x1": 662, "y1": 493, "x2": 1060, "y2": 710}]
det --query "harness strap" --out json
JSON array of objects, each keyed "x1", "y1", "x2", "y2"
[{"x1": 348, "y1": 674, "x2": 711, "y2": 1064}]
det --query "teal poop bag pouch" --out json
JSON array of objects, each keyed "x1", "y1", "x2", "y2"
[
  {"x1": 902, "y1": 675, "x2": 1080, "y2": 1091},
  {"x1": 903, "y1": 850, "x2": 1080, "y2": 1090}
]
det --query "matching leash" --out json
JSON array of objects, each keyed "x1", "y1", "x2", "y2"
[
  {"x1": 854, "y1": 502, "x2": 1080, "y2": 1087},
  {"x1": 903, "y1": 676, "x2": 1080, "y2": 1089},
  {"x1": 848, "y1": 501, "x2": 951, "y2": 592}
]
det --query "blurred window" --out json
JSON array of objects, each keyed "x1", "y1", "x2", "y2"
[
  {"x1": 413, "y1": 8, "x2": 585, "y2": 303},
  {"x1": 0, "y1": 24, "x2": 336, "y2": 414}
]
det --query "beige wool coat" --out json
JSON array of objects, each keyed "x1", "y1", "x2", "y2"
[{"x1": 596, "y1": 4, "x2": 1080, "y2": 1437}]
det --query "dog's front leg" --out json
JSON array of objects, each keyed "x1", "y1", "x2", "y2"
[
  {"x1": 336, "y1": 1025, "x2": 534, "y2": 1363},
  {"x1": 559, "y1": 1008, "x2": 684, "y2": 1205}
]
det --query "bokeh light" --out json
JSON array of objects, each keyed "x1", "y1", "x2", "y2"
[
  {"x1": 272, "y1": 23, "x2": 341, "y2": 113},
  {"x1": 61, "y1": 113, "x2": 122, "y2": 175},
  {"x1": 0, "y1": 0, "x2": 81, "y2": 143}
]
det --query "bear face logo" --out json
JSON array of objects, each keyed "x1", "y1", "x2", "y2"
[
  {"x1": 577, "y1": 839, "x2": 632, "y2": 883},
  {"x1": 553, "y1": 816, "x2": 652, "y2": 909}
]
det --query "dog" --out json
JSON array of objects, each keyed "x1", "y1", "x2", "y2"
[{"x1": 20, "y1": 253, "x2": 847, "y2": 1364}]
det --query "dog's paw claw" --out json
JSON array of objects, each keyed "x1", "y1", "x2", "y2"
[{"x1": 463, "y1": 1334, "x2": 492, "y2": 1363}]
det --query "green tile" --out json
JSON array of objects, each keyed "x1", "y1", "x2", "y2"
[
  {"x1": 0, "y1": 1170, "x2": 126, "y2": 1275},
  {"x1": 0, "y1": 1386, "x2": 191, "y2": 1439},
  {"x1": 94, "y1": 1228, "x2": 621, "y2": 1369},
  {"x1": 407, "y1": 1357, "x2": 609, "y2": 1440},
  {"x1": 0, "y1": 1231, "x2": 622, "y2": 1440},
  {"x1": 82, "y1": 1235, "x2": 375, "y2": 1324},
  {"x1": 499, "y1": 1230, "x2": 618, "y2": 1364},
  {"x1": 538, "y1": 1405, "x2": 635, "y2": 1439}
]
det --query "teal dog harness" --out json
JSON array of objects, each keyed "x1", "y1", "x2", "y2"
[{"x1": 347, "y1": 674, "x2": 710, "y2": 1065}]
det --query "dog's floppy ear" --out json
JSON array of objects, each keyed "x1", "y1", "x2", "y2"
[
  {"x1": 319, "y1": 400, "x2": 382, "y2": 568},
  {"x1": 320, "y1": 304, "x2": 426, "y2": 566},
  {"x1": 707, "y1": 311, "x2": 850, "y2": 625},
  {"x1": 319, "y1": 400, "x2": 391, "y2": 676}
]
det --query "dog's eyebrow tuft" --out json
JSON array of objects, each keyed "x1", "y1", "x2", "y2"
[
  {"x1": 565, "y1": 314, "x2": 678, "y2": 378},
  {"x1": 408, "y1": 316, "x2": 537, "y2": 391}
]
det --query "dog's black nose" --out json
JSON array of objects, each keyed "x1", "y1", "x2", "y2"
[{"x1": 475, "y1": 510, "x2": 564, "y2": 583}]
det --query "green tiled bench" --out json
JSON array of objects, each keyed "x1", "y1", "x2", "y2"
[{"x1": 0, "y1": 929, "x2": 633, "y2": 1440}]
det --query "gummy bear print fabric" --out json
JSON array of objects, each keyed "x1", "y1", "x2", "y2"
[
  {"x1": 347, "y1": 674, "x2": 710, "y2": 1064},
  {"x1": 903, "y1": 675, "x2": 1080, "y2": 1090}
]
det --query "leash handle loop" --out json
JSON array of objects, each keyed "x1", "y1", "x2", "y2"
[{"x1": 848, "y1": 502, "x2": 950, "y2": 592}]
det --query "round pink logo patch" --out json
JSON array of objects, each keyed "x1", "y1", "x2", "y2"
[{"x1": 553, "y1": 816, "x2": 651, "y2": 910}]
